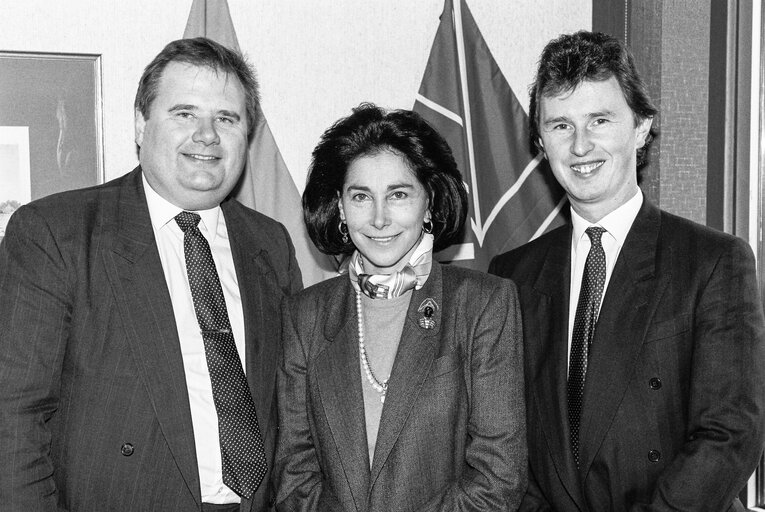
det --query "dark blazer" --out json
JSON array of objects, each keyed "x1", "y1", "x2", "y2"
[
  {"x1": 274, "y1": 262, "x2": 527, "y2": 512},
  {"x1": 0, "y1": 167, "x2": 302, "y2": 512},
  {"x1": 489, "y1": 200, "x2": 765, "y2": 511}
]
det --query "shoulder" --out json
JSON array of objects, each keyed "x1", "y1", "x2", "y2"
[
  {"x1": 6, "y1": 170, "x2": 134, "y2": 236},
  {"x1": 440, "y1": 264, "x2": 519, "y2": 307},
  {"x1": 21, "y1": 170, "x2": 128, "y2": 214},
  {"x1": 657, "y1": 209, "x2": 752, "y2": 260},
  {"x1": 286, "y1": 274, "x2": 346, "y2": 310},
  {"x1": 223, "y1": 198, "x2": 290, "y2": 239},
  {"x1": 489, "y1": 223, "x2": 568, "y2": 280}
]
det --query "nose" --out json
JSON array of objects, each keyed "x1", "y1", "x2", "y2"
[
  {"x1": 571, "y1": 129, "x2": 594, "y2": 156},
  {"x1": 192, "y1": 118, "x2": 220, "y2": 145},
  {"x1": 371, "y1": 200, "x2": 390, "y2": 229}
]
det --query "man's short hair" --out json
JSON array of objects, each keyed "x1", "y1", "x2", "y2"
[
  {"x1": 134, "y1": 37, "x2": 260, "y2": 139},
  {"x1": 530, "y1": 31, "x2": 658, "y2": 167}
]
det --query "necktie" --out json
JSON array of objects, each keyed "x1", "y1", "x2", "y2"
[
  {"x1": 567, "y1": 226, "x2": 606, "y2": 467},
  {"x1": 175, "y1": 211, "x2": 267, "y2": 499}
]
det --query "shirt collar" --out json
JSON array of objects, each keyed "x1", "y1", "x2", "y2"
[
  {"x1": 142, "y1": 172, "x2": 222, "y2": 243},
  {"x1": 571, "y1": 190, "x2": 643, "y2": 252}
]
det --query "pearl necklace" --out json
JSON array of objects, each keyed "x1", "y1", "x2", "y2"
[{"x1": 355, "y1": 291, "x2": 388, "y2": 403}]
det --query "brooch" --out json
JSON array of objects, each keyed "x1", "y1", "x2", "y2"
[{"x1": 417, "y1": 298, "x2": 439, "y2": 330}]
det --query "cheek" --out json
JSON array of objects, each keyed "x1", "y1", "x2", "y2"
[{"x1": 343, "y1": 207, "x2": 369, "y2": 233}]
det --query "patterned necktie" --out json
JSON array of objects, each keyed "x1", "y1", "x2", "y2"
[
  {"x1": 567, "y1": 226, "x2": 606, "y2": 467},
  {"x1": 175, "y1": 211, "x2": 267, "y2": 498}
]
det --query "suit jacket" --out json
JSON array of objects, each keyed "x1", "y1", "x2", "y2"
[
  {"x1": 274, "y1": 262, "x2": 527, "y2": 512},
  {"x1": 489, "y1": 200, "x2": 765, "y2": 511},
  {"x1": 0, "y1": 167, "x2": 303, "y2": 511}
]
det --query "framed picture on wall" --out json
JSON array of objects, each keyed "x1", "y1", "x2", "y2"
[{"x1": 0, "y1": 51, "x2": 104, "y2": 242}]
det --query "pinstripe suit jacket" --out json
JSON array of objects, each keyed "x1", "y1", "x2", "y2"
[
  {"x1": 489, "y1": 200, "x2": 765, "y2": 511},
  {"x1": 274, "y1": 262, "x2": 527, "y2": 512},
  {"x1": 0, "y1": 167, "x2": 302, "y2": 511}
]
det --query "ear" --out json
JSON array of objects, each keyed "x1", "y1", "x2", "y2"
[
  {"x1": 338, "y1": 198, "x2": 346, "y2": 221},
  {"x1": 135, "y1": 109, "x2": 146, "y2": 147},
  {"x1": 424, "y1": 209, "x2": 431, "y2": 223},
  {"x1": 537, "y1": 137, "x2": 547, "y2": 158},
  {"x1": 635, "y1": 116, "x2": 653, "y2": 148}
]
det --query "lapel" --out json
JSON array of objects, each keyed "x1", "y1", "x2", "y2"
[
  {"x1": 222, "y1": 200, "x2": 280, "y2": 433},
  {"x1": 368, "y1": 262, "x2": 444, "y2": 488},
  {"x1": 101, "y1": 167, "x2": 201, "y2": 506},
  {"x1": 578, "y1": 201, "x2": 667, "y2": 476},
  {"x1": 526, "y1": 226, "x2": 585, "y2": 507},
  {"x1": 315, "y1": 279, "x2": 371, "y2": 512}
]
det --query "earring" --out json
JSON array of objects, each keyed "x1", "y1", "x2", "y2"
[
  {"x1": 422, "y1": 220, "x2": 433, "y2": 234},
  {"x1": 338, "y1": 220, "x2": 349, "y2": 244}
]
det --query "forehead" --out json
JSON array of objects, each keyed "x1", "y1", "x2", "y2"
[
  {"x1": 344, "y1": 150, "x2": 422, "y2": 188},
  {"x1": 153, "y1": 61, "x2": 246, "y2": 106},
  {"x1": 540, "y1": 76, "x2": 631, "y2": 116}
]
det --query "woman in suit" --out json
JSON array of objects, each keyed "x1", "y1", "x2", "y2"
[{"x1": 274, "y1": 104, "x2": 526, "y2": 512}]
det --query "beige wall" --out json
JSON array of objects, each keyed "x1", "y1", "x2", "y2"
[{"x1": 0, "y1": 0, "x2": 590, "y2": 191}]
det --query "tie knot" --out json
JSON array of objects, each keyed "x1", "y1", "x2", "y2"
[
  {"x1": 175, "y1": 211, "x2": 201, "y2": 232},
  {"x1": 585, "y1": 226, "x2": 606, "y2": 246}
]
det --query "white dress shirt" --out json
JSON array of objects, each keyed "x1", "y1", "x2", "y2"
[
  {"x1": 567, "y1": 190, "x2": 643, "y2": 372},
  {"x1": 143, "y1": 175, "x2": 245, "y2": 504}
]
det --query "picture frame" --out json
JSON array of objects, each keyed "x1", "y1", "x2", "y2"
[{"x1": 0, "y1": 51, "x2": 104, "y2": 241}]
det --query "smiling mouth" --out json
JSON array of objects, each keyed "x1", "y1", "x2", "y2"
[
  {"x1": 368, "y1": 234, "x2": 399, "y2": 243},
  {"x1": 571, "y1": 161, "x2": 604, "y2": 175},
  {"x1": 185, "y1": 153, "x2": 220, "y2": 162}
]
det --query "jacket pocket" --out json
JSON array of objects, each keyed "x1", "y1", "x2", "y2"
[
  {"x1": 644, "y1": 314, "x2": 690, "y2": 343},
  {"x1": 429, "y1": 353, "x2": 462, "y2": 378}
]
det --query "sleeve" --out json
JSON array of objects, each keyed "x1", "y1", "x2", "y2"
[
  {"x1": 421, "y1": 278, "x2": 528, "y2": 511},
  {"x1": 632, "y1": 237, "x2": 765, "y2": 511},
  {"x1": 0, "y1": 205, "x2": 70, "y2": 511},
  {"x1": 273, "y1": 298, "x2": 340, "y2": 512},
  {"x1": 518, "y1": 463, "x2": 553, "y2": 512}
]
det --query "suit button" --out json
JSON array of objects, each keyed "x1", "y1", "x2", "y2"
[
  {"x1": 649, "y1": 377, "x2": 662, "y2": 389},
  {"x1": 648, "y1": 450, "x2": 661, "y2": 462},
  {"x1": 121, "y1": 443, "x2": 134, "y2": 456}
]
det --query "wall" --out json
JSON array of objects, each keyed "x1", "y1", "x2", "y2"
[
  {"x1": 659, "y1": 0, "x2": 711, "y2": 224},
  {"x1": 0, "y1": 0, "x2": 590, "y2": 192}
]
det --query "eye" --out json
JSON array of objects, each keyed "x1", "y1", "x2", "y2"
[
  {"x1": 175, "y1": 111, "x2": 195, "y2": 119},
  {"x1": 390, "y1": 191, "x2": 408, "y2": 200},
  {"x1": 351, "y1": 192, "x2": 369, "y2": 202},
  {"x1": 549, "y1": 122, "x2": 571, "y2": 132},
  {"x1": 216, "y1": 116, "x2": 235, "y2": 125},
  {"x1": 592, "y1": 118, "x2": 609, "y2": 126}
]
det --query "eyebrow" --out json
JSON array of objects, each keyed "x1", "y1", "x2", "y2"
[
  {"x1": 542, "y1": 110, "x2": 618, "y2": 125},
  {"x1": 345, "y1": 183, "x2": 417, "y2": 192},
  {"x1": 168, "y1": 104, "x2": 197, "y2": 113},
  {"x1": 541, "y1": 115, "x2": 570, "y2": 126}
]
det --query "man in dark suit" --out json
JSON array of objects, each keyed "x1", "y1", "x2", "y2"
[
  {"x1": 0, "y1": 37, "x2": 302, "y2": 512},
  {"x1": 490, "y1": 31, "x2": 765, "y2": 511}
]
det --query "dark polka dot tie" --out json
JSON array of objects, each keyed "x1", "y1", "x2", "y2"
[
  {"x1": 567, "y1": 226, "x2": 606, "y2": 467},
  {"x1": 175, "y1": 211, "x2": 267, "y2": 499}
]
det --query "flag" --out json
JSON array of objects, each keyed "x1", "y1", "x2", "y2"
[
  {"x1": 184, "y1": 0, "x2": 337, "y2": 286},
  {"x1": 414, "y1": 0, "x2": 568, "y2": 271}
]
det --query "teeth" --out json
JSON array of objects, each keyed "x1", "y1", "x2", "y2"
[
  {"x1": 370, "y1": 236, "x2": 395, "y2": 242},
  {"x1": 188, "y1": 154, "x2": 217, "y2": 161},
  {"x1": 571, "y1": 161, "x2": 603, "y2": 174}
]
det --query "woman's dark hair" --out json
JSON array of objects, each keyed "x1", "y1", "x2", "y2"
[
  {"x1": 135, "y1": 37, "x2": 260, "y2": 140},
  {"x1": 529, "y1": 31, "x2": 658, "y2": 168},
  {"x1": 303, "y1": 103, "x2": 467, "y2": 255}
]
